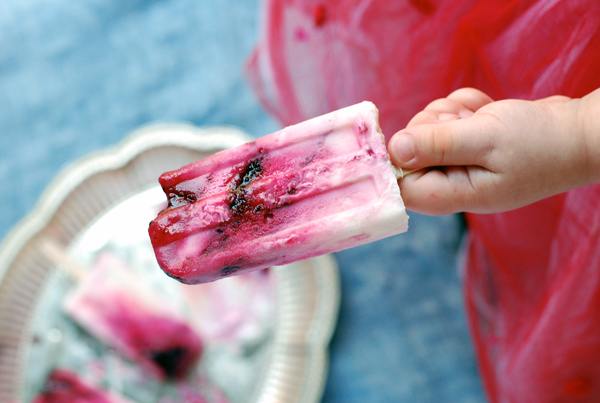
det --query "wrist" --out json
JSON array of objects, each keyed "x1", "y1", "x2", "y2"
[{"x1": 579, "y1": 88, "x2": 600, "y2": 185}]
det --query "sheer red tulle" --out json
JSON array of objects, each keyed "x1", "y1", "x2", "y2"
[{"x1": 246, "y1": 1, "x2": 600, "y2": 402}]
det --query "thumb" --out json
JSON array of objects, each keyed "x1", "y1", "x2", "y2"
[{"x1": 388, "y1": 118, "x2": 490, "y2": 169}]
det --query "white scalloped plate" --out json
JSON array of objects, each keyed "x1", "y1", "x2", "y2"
[{"x1": 0, "y1": 123, "x2": 340, "y2": 403}]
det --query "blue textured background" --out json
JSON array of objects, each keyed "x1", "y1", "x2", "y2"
[{"x1": 0, "y1": 1, "x2": 486, "y2": 402}]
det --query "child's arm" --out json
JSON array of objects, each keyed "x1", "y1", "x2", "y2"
[{"x1": 388, "y1": 88, "x2": 600, "y2": 215}]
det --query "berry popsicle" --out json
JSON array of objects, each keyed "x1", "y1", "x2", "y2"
[
  {"x1": 60, "y1": 251, "x2": 203, "y2": 380},
  {"x1": 149, "y1": 101, "x2": 408, "y2": 284}
]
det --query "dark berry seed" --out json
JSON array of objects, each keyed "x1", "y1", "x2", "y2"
[
  {"x1": 221, "y1": 266, "x2": 240, "y2": 275},
  {"x1": 228, "y1": 158, "x2": 264, "y2": 212},
  {"x1": 240, "y1": 159, "x2": 263, "y2": 187},
  {"x1": 303, "y1": 155, "x2": 315, "y2": 166}
]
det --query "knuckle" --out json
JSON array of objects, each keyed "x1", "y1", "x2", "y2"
[
  {"x1": 449, "y1": 87, "x2": 481, "y2": 99},
  {"x1": 542, "y1": 95, "x2": 570, "y2": 103},
  {"x1": 448, "y1": 87, "x2": 494, "y2": 108},
  {"x1": 424, "y1": 97, "x2": 461, "y2": 112},
  {"x1": 424, "y1": 97, "x2": 448, "y2": 110},
  {"x1": 420, "y1": 125, "x2": 454, "y2": 164},
  {"x1": 407, "y1": 110, "x2": 437, "y2": 126}
]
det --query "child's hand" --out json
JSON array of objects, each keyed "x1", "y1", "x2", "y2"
[{"x1": 388, "y1": 88, "x2": 600, "y2": 215}]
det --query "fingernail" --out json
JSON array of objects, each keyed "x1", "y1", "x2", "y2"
[
  {"x1": 459, "y1": 109, "x2": 474, "y2": 119},
  {"x1": 390, "y1": 134, "x2": 414, "y2": 163},
  {"x1": 439, "y1": 113, "x2": 459, "y2": 122}
]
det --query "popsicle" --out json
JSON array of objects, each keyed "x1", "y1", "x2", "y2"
[
  {"x1": 33, "y1": 368, "x2": 133, "y2": 403},
  {"x1": 149, "y1": 101, "x2": 408, "y2": 284},
  {"x1": 58, "y1": 250, "x2": 203, "y2": 380}
]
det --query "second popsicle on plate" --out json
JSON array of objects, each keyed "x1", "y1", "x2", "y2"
[
  {"x1": 149, "y1": 101, "x2": 408, "y2": 284},
  {"x1": 63, "y1": 252, "x2": 203, "y2": 379}
]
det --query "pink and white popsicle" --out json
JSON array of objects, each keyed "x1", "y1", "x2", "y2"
[
  {"x1": 63, "y1": 252, "x2": 203, "y2": 380},
  {"x1": 149, "y1": 101, "x2": 408, "y2": 284}
]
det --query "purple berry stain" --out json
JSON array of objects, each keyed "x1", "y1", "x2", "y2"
[
  {"x1": 313, "y1": 5, "x2": 326, "y2": 27},
  {"x1": 221, "y1": 266, "x2": 240, "y2": 276},
  {"x1": 229, "y1": 158, "x2": 263, "y2": 213},
  {"x1": 148, "y1": 346, "x2": 190, "y2": 379}
]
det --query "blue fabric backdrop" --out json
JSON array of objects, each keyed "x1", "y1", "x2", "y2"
[{"x1": 0, "y1": 1, "x2": 485, "y2": 401}]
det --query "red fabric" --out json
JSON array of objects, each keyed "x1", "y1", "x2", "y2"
[
  {"x1": 465, "y1": 187, "x2": 600, "y2": 402},
  {"x1": 246, "y1": 1, "x2": 600, "y2": 402}
]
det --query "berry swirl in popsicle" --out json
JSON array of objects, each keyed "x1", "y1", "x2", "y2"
[{"x1": 149, "y1": 102, "x2": 408, "y2": 284}]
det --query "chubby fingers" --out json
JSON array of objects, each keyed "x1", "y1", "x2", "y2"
[
  {"x1": 388, "y1": 116, "x2": 497, "y2": 170},
  {"x1": 390, "y1": 88, "x2": 496, "y2": 169},
  {"x1": 398, "y1": 167, "x2": 493, "y2": 215},
  {"x1": 407, "y1": 98, "x2": 465, "y2": 127},
  {"x1": 446, "y1": 88, "x2": 494, "y2": 111},
  {"x1": 407, "y1": 88, "x2": 494, "y2": 127}
]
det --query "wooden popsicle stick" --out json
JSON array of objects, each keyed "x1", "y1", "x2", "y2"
[
  {"x1": 393, "y1": 166, "x2": 421, "y2": 179},
  {"x1": 37, "y1": 235, "x2": 86, "y2": 282}
]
